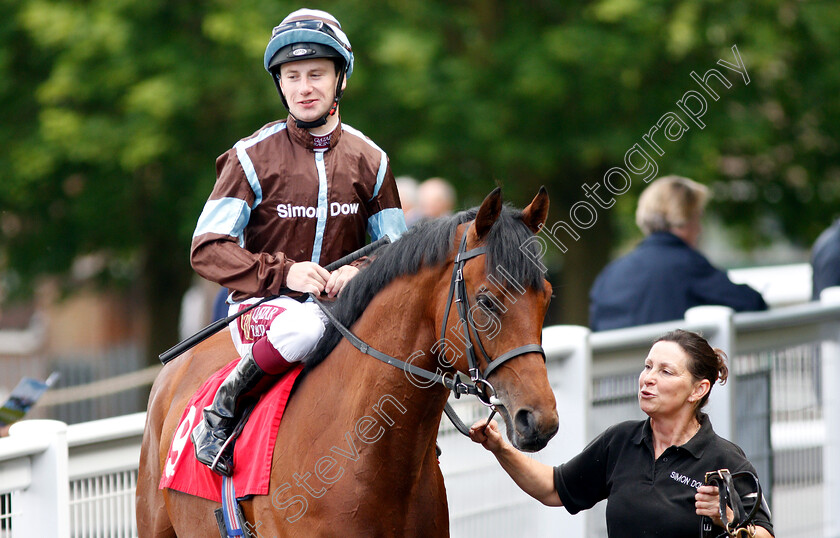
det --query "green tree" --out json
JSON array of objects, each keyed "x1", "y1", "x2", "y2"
[
  {"x1": 0, "y1": 0, "x2": 289, "y2": 361},
  {"x1": 1, "y1": 0, "x2": 839, "y2": 365},
  {"x1": 345, "y1": 0, "x2": 840, "y2": 323}
]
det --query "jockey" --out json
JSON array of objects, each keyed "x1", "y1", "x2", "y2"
[{"x1": 189, "y1": 8, "x2": 407, "y2": 476}]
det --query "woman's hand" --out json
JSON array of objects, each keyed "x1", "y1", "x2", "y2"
[
  {"x1": 469, "y1": 419, "x2": 506, "y2": 454},
  {"x1": 469, "y1": 418, "x2": 563, "y2": 507},
  {"x1": 695, "y1": 485, "x2": 733, "y2": 527},
  {"x1": 696, "y1": 485, "x2": 774, "y2": 537}
]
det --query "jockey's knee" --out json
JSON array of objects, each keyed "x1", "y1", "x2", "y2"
[{"x1": 265, "y1": 308, "x2": 326, "y2": 363}]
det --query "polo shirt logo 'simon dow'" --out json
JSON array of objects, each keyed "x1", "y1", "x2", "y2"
[
  {"x1": 277, "y1": 202, "x2": 360, "y2": 219},
  {"x1": 669, "y1": 471, "x2": 703, "y2": 489}
]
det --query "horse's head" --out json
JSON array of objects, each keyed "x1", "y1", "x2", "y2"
[{"x1": 439, "y1": 187, "x2": 558, "y2": 452}]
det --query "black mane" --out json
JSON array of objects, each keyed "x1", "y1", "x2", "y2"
[{"x1": 305, "y1": 205, "x2": 546, "y2": 371}]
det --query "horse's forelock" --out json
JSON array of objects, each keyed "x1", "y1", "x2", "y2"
[{"x1": 483, "y1": 208, "x2": 547, "y2": 292}]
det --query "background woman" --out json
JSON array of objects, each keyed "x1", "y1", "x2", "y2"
[{"x1": 588, "y1": 176, "x2": 767, "y2": 331}]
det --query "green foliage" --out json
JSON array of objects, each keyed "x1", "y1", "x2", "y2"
[{"x1": 1, "y1": 0, "x2": 839, "y2": 323}]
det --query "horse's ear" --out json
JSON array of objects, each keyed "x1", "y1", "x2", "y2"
[
  {"x1": 473, "y1": 187, "x2": 503, "y2": 239},
  {"x1": 521, "y1": 186, "x2": 550, "y2": 234}
]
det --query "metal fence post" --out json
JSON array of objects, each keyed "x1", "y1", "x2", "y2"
[
  {"x1": 9, "y1": 419, "x2": 70, "y2": 538},
  {"x1": 541, "y1": 325, "x2": 591, "y2": 538},
  {"x1": 684, "y1": 305, "x2": 736, "y2": 441},
  {"x1": 820, "y1": 287, "x2": 840, "y2": 538}
]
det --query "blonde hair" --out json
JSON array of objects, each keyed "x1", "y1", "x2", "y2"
[{"x1": 635, "y1": 175, "x2": 709, "y2": 235}]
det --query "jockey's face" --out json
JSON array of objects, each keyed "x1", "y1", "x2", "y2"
[{"x1": 278, "y1": 58, "x2": 346, "y2": 133}]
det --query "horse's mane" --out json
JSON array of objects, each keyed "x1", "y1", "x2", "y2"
[{"x1": 305, "y1": 205, "x2": 546, "y2": 371}]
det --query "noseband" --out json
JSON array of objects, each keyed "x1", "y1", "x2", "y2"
[{"x1": 312, "y1": 223, "x2": 546, "y2": 435}]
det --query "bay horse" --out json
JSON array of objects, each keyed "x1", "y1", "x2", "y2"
[{"x1": 137, "y1": 187, "x2": 559, "y2": 537}]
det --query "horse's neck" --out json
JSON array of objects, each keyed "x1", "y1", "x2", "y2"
[{"x1": 326, "y1": 268, "x2": 451, "y2": 459}]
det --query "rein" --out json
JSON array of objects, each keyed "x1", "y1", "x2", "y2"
[
  {"x1": 311, "y1": 224, "x2": 546, "y2": 436},
  {"x1": 701, "y1": 469, "x2": 763, "y2": 538}
]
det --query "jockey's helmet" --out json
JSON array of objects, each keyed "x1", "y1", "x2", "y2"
[{"x1": 264, "y1": 9, "x2": 354, "y2": 128}]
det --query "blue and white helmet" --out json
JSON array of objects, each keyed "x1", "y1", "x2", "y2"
[
  {"x1": 264, "y1": 9, "x2": 354, "y2": 128},
  {"x1": 264, "y1": 9, "x2": 354, "y2": 78}
]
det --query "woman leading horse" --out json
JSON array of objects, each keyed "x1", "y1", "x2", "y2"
[{"x1": 137, "y1": 188, "x2": 559, "y2": 536}]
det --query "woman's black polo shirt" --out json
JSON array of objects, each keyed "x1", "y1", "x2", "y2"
[{"x1": 553, "y1": 415, "x2": 773, "y2": 537}]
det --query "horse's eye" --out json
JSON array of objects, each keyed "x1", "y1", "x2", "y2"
[{"x1": 476, "y1": 294, "x2": 498, "y2": 313}]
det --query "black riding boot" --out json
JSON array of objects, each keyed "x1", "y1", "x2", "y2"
[{"x1": 191, "y1": 352, "x2": 274, "y2": 476}]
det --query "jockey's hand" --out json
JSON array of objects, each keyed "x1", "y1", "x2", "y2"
[
  {"x1": 287, "y1": 262, "x2": 330, "y2": 294},
  {"x1": 469, "y1": 419, "x2": 506, "y2": 454},
  {"x1": 695, "y1": 485, "x2": 733, "y2": 527},
  {"x1": 325, "y1": 265, "x2": 360, "y2": 298}
]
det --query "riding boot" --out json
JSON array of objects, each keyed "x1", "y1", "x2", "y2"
[{"x1": 191, "y1": 351, "x2": 276, "y2": 476}]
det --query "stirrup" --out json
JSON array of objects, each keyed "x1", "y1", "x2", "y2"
[
  {"x1": 209, "y1": 437, "x2": 236, "y2": 475},
  {"x1": 207, "y1": 403, "x2": 256, "y2": 476}
]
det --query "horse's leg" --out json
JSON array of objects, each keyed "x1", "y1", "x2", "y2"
[{"x1": 136, "y1": 381, "x2": 175, "y2": 538}]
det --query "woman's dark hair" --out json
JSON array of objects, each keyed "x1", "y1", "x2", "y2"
[{"x1": 655, "y1": 329, "x2": 729, "y2": 418}]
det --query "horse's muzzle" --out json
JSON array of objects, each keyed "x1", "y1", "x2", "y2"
[{"x1": 512, "y1": 407, "x2": 559, "y2": 452}]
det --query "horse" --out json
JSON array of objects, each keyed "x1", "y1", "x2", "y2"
[{"x1": 137, "y1": 187, "x2": 559, "y2": 537}]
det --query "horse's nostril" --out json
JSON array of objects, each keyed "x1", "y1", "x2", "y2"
[
  {"x1": 515, "y1": 409, "x2": 536, "y2": 436},
  {"x1": 513, "y1": 408, "x2": 558, "y2": 452}
]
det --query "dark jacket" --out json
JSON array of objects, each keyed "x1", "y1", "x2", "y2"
[
  {"x1": 589, "y1": 232, "x2": 767, "y2": 331},
  {"x1": 811, "y1": 219, "x2": 840, "y2": 300}
]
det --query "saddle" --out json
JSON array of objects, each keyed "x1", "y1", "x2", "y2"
[
  {"x1": 700, "y1": 469, "x2": 764, "y2": 538},
  {"x1": 159, "y1": 360, "x2": 303, "y2": 502}
]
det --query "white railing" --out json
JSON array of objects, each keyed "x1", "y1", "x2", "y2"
[
  {"x1": 0, "y1": 414, "x2": 144, "y2": 538},
  {"x1": 0, "y1": 420, "x2": 70, "y2": 538},
  {"x1": 2, "y1": 290, "x2": 840, "y2": 537},
  {"x1": 728, "y1": 262, "x2": 812, "y2": 307},
  {"x1": 66, "y1": 413, "x2": 144, "y2": 538}
]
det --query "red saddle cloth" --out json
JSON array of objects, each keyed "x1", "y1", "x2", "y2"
[{"x1": 159, "y1": 358, "x2": 303, "y2": 502}]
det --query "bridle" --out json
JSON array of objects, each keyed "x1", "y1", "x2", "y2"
[
  {"x1": 311, "y1": 223, "x2": 546, "y2": 435},
  {"x1": 439, "y1": 226, "x2": 545, "y2": 405},
  {"x1": 701, "y1": 469, "x2": 764, "y2": 538}
]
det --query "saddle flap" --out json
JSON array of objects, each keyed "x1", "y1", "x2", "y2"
[{"x1": 159, "y1": 360, "x2": 303, "y2": 502}]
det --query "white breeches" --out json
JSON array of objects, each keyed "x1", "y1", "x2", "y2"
[{"x1": 228, "y1": 296, "x2": 328, "y2": 362}]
